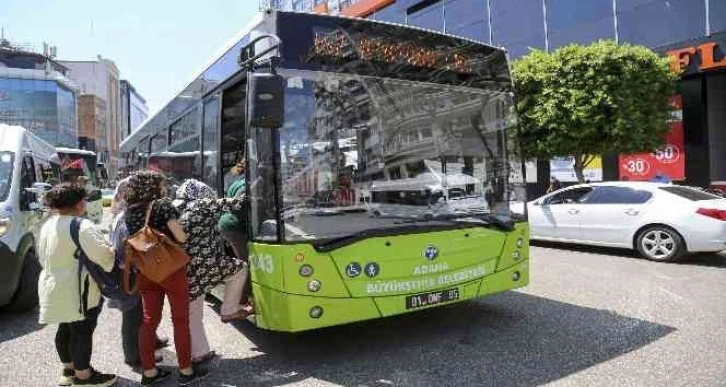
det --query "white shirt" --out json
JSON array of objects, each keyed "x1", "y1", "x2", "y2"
[{"x1": 37, "y1": 215, "x2": 115, "y2": 324}]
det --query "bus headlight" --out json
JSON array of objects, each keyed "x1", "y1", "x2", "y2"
[
  {"x1": 309, "y1": 306, "x2": 324, "y2": 319},
  {"x1": 299, "y1": 264, "x2": 314, "y2": 277},
  {"x1": 512, "y1": 250, "x2": 521, "y2": 260},
  {"x1": 307, "y1": 280, "x2": 322, "y2": 292},
  {"x1": 0, "y1": 217, "x2": 12, "y2": 237},
  {"x1": 516, "y1": 238, "x2": 524, "y2": 248},
  {"x1": 512, "y1": 271, "x2": 521, "y2": 281}
]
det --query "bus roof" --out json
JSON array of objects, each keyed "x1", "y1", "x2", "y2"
[
  {"x1": 56, "y1": 147, "x2": 97, "y2": 157},
  {"x1": 120, "y1": 10, "x2": 509, "y2": 153}
]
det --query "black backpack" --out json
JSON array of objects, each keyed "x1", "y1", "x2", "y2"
[{"x1": 70, "y1": 218, "x2": 138, "y2": 313}]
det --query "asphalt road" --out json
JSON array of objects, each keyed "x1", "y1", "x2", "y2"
[{"x1": 1, "y1": 215, "x2": 725, "y2": 386}]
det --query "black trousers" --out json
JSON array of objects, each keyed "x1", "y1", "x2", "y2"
[
  {"x1": 55, "y1": 306, "x2": 102, "y2": 370},
  {"x1": 121, "y1": 299, "x2": 143, "y2": 365}
]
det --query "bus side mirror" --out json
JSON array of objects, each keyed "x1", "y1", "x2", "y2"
[{"x1": 248, "y1": 72, "x2": 285, "y2": 129}]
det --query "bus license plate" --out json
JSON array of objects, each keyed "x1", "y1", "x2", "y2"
[{"x1": 405, "y1": 288, "x2": 460, "y2": 309}]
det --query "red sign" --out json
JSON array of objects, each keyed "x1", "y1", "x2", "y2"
[{"x1": 619, "y1": 95, "x2": 685, "y2": 181}]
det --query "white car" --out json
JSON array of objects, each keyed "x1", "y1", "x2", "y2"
[{"x1": 520, "y1": 182, "x2": 726, "y2": 262}]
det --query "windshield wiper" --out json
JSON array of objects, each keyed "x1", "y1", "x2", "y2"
[
  {"x1": 313, "y1": 214, "x2": 518, "y2": 252},
  {"x1": 393, "y1": 213, "x2": 516, "y2": 232}
]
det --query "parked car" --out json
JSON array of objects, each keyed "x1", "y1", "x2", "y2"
[
  {"x1": 101, "y1": 188, "x2": 115, "y2": 207},
  {"x1": 514, "y1": 182, "x2": 726, "y2": 262}
]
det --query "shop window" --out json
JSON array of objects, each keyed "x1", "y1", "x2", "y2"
[
  {"x1": 711, "y1": 0, "x2": 726, "y2": 34},
  {"x1": 617, "y1": 0, "x2": 706, "y2": 48},
  {"x1": 547, "y1": 0, "x2": 615, "y2": 49},
  {"x1": 375, "y1": 4, "x2": 406, "y2": 24},
  {"x1": 445, "y1": 0, "x2": 489, "y2": 42},
  {"x1": 408, "y1": 1, "x2": 444, "y2": 32},
  {"x1": 490, "y1": 0, "x2": 546, "y2": 58},
  {"x1": 449, "y1": 20, "x2": 488, "y2": 42}
]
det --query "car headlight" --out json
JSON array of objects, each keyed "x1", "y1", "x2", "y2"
[{"x1": 0, "y1": 217, "x2": 12, "y2": 237}]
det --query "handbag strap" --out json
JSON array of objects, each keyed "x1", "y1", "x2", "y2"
[
  {"x1": 123, "y1": 245, "x2": 138, "y2": 295},
  {"x1": 144, "y1": 200, "x2": 156, "y2": 227}
]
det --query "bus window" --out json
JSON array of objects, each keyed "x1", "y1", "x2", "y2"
[
  {"x1": 221, "y1": 83, "x2": 246, "y2": 192},
  {"x1": 202, "y1": 96, "x2": 221, "y2": 191}
]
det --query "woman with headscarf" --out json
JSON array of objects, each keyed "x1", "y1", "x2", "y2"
[
  {"x1": 124, "y1": 171, "x2": 208, "y2": 386},
  {"x1": 109, "y1": 176, "x2": 167, "y2": 372},
  {"x1": 173, "y1": 179, "x2": 251, "y2": 364}
]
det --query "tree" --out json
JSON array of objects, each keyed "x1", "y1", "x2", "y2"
[{"x1": 512, "y1": 40, "x2": 678, "y2": 182}]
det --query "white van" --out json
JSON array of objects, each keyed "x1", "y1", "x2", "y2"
[{"x1": 0, "y1": 124, "x2": 60, "y2": 311}]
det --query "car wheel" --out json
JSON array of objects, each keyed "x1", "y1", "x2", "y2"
[
  {"x1": 636, "y1": 226, "x2": 685, "y2": 262},
  {"x1": 6, "y1": 250, "x2": 40, "y2": 312}
]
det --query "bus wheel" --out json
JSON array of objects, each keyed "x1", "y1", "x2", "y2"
[{"x1": 6, "y1": 250, "x2": 40, "y2": 312}]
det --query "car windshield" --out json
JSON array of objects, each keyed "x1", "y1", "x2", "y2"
[
  {"x1": 0, "y1": 152, "x2": 14, "y2": 202},
  {"x1": 247, "y1": 70, "x2": 522, "y2": 242}
]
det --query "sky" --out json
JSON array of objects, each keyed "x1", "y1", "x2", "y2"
[{"x1": 1, "y1": 0, "x2": 259, "y2": 113}]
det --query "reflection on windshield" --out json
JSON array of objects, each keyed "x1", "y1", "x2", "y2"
[
  {"x1": 248, "y1": 70, "x2": 519, "y2": 242},
  {"x1": 0, "y1": 152, "x2": 13, "y2": 202},
  {"x1": 59, "y1": 154, "x2": 98, "y2": 187}
]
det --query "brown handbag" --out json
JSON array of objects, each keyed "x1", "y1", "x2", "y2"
[{"x1": 123, "y1": 200, "x2": 190, "y2": 294}]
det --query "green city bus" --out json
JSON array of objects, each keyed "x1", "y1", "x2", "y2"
[{"x1": 119, "y1": 10, "x2": 529, "y2": 332}]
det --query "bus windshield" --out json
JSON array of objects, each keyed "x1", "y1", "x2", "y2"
[
  {"x1": 57, "y1": 151, "x2": 99, "y2": 187},
  {"x1": 248, "y1": 70, "x2": 517, "y2": 242},
  {"x1": 0, "y1": 152, "x2": 14, "y2": 202}
]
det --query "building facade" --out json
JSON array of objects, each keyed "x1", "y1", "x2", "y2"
[
  {"x1": 120, "y1": 80, "x2": 148, "y2": 140},
  {"x1": 119, "y1": 80, "x2": 148, "y2": 175},
  {"x1": 77, "y1": 94, "x2": 107, "y2": 154},
  {"x1": 283, "y1": 0, "x2": 726, "y2": 192},
  {"x1": 60, "y1": 57, "x2": 122, "y2": 178},
  {"x1": 0, "y1": 40, "x2": 78, "y2": 147}
]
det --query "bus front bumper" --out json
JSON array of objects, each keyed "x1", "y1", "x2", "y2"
[{"x1": 252, "y1": 259, "x2": 529, "y2": 332}]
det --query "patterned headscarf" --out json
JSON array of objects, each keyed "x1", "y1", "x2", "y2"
[
  {"x1": 175, "y1": 179, "x2": 217, "y2": 202},
  {"x1": 125, "y1": 171, "x2": 166, "y2": 205}
]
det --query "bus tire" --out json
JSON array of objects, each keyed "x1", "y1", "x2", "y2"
[{"x1": 6, "y1": 250, "x2": 40, "y2": 312}]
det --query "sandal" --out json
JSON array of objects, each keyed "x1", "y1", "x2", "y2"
[
  {"x1": 192, "y1": 351, "x2": 217, "y2": 365},
  {"x1": 221, "y1": 307, "x2": 252, "y2": 323}
]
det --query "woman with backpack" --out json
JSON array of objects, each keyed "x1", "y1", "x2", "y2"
[
  {"x1": 123, "y1": 171, "x2": 208, "y2": 386},
  {"x1": 37, "y1": 183, "x2": 117, "y2": 387},
  {"x1": 172, "y1": 179, "x2": 251, "y2": 364}
]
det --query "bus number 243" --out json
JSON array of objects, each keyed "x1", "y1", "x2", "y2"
[{"x1": 250, "y1": 253, "x2": 275, "y2": 274}]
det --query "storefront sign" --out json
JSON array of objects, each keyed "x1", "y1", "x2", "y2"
[
  {"x1": 667, "y1": 41, "x2": 726, "y2": 75},
  {"x1": 618, "y1": 95, "x2": 685, "y2": 181}
]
